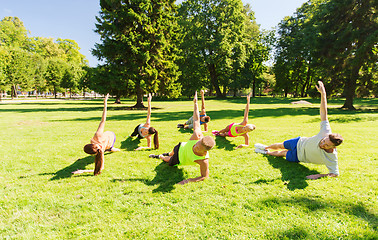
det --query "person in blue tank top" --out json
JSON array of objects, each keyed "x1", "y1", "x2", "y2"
[
  {"x1": 150, "y1": 91, "x2": 215, "y2": 185},
  {"x1": 177, "y1": 90, "x2": 211, "y2": 132}
]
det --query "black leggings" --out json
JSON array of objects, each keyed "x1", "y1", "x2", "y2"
[{"x1": 131, "y1": 125, "x2": 143, "y2": 139}]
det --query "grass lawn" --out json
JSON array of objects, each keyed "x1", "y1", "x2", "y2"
[{"x1": 0, "y1": 97, "x2": 377, "y2": 239}]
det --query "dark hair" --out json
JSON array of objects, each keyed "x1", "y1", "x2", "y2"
[
  {"x1": 148, "y1": 127, "x2": 159, "y2": 149},
  {"x1": 204, "y1": 116, "x2": 211, "y2": 123},
  {"x1": 329, "y1": 133, "x2": 343, "y2": 146},
  {"x1": 84, "y1": 144, "x2": 97, "y2": 155},
  {"x1": 201, "y1": 136, "x2": 215, "y2": 151},
  {"x1": 94, "y1": 149, "x2": 104, "y2": 176}
]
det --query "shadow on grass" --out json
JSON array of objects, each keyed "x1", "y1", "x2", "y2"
[
  {"x1": 49, "y1": 156, "x2": 94, "y2": 180},
  {"x1": 111, "y1": 162, "x2": 185, "y2": 193},
  {"x1": 257, "y1": 196, "x2": 377, "y2": 238},
  {"x1": 255, "y1": 155, "x2": 319, "y2": 190},
  {"x1": 214, "y1": 136, "x2": 237, "y2": 151},
  {"x1": 120, "y1": 137, "x2": 141, "y2": 151}
]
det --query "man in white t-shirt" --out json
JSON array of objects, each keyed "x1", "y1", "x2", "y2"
[{"x1": 254, "y1": 81, "x2": 343, "y2": 180}]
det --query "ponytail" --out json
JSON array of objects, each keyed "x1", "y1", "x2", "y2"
[
  {"x1": 94, "y1": 149, "x2": 104, "y2": 176},
  {"x1": 148, "y1": 127, "x2": 159, "y2": 149},
  {"x1": 153, "y1": 130, "x2": 159, "y2": 149}
]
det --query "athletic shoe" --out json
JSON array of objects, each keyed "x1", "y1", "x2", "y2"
[
  {"x1": 149, "y1": 154, "x2": 160, "y2": 159},
  {"x1": 254, "y1": 143, "x2": 267, "y2": 150},
  {"x1": 255, "y1": 148, "x2": 267, "y2": 154},
  {"x1": 212, "y1": 130, "x2": 220, "y2": 136},
  {"x1": 162, "y1": 153, "x2": 169, "y2": 156},
  {"x1": 177, "y1": 124, "x2": 184, "y2": 128}
]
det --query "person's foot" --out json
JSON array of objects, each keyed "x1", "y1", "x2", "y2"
[
  {"x1": 255, "y1": 148, "x2": 268, "y2": 154},
  {"x1": 212, "y1": 130, "x2": 220, "y2": 136},
  {"x1": 149, "y1": 154, "x2": 160, "y2": 159},
  {"x1": 254, "y1": 143, "x2": 267, "y2": 150},
  {"x1": 177, "y1": 124, "x2": 184, "y2": 128},
  {"x1": 162, "y1": 153, "x2": 169, "y2": 156}
]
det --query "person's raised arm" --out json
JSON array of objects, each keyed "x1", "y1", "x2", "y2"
[
  {"x1": 95, "y1": 93, "x2": 109, "y2": 135},
  {"x1": 240, "y1": 92, "x2": 252, "y2": 125},
  {"x1": 145, "y1": 93, "x2": 152, "y2": 125},
  {"x1": 316, "y1": 81, "x2": 328, "y2": 121},
  {"x1": 190, "y1": 91, "x2": 203, "y2": 140},
  {"x1": 200, "y1": 90, "x2": 206, "y2": 115}
]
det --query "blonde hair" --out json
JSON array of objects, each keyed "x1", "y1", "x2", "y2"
[
  {"x1": 244, "y1": 124, "x2": 256, "y2": 132},
  {"x1": 200, "y1": 136, "x2": 215, "y2": 151}
]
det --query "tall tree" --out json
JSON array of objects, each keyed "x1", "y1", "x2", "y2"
[
  {"x1": 311, "y1": 0, "x2": 378, "y2": 109},
  {"x1": 178, "y1": 0, "x2": 247, "y2": 97},
  {"x1": 93, "y1": 0, "x2": 180, "y2": 107}
]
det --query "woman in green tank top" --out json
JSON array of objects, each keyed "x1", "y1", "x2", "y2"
[{"x1": 149, "y1": 91, "x2": 215, "y2": 185}]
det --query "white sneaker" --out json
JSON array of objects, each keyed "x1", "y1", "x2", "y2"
[
  {"x1": 254, "y1": 143, "x2": 267, "y2": 150},
  {"x1": 255, "y1": 148, "x2": 267, "y2": 154}
]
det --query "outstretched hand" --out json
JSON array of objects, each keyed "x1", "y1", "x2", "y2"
[
  {"x1": 148, "y1": 93, "x2": 152, "y2": 102},
  {"x1": 200, "y1": 90, "x2": 204, "y2": 96},
  {"x1": 247, "y1": 92, "x2": 252, "y2": 100},
  {"x1": 315, "y1": 81, "x2": 326, "y2": 94},
  {"x1": 193, "y1": 91, "x2": 198, "y2": 104}
]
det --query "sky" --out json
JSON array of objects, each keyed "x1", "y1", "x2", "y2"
[{"x1": 0, "y1": 0, "x2": 307, "y2": 67}]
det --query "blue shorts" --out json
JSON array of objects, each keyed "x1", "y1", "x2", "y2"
[{"x1": 283, "y1": 137, "x2": 300, "y2": 162}]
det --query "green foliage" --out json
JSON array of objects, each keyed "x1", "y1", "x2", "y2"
[
  {"x1": 274, "y1": 0, "x2": 378, "y2": 109},
  {"x1": 93, "y1": 0, "x2": 181, "y2": 106},
  {"x1": 0, "y1": 98, "x2": 377, "y2": 239},
  {"x1": 0, "y1": 17, "x2": 89, "y2": 98}
]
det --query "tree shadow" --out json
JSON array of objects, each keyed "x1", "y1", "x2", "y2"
[
  {"x1": 120, "y1": 136, "x2": 141, "y2": 151},
  {"x1": 258, "y1": 196, "x2": 377, "y2": 237},
  {"x1": 214, "y1": 136, "x2": 237, "y2": 151},
  {"x1": 256, "y1": 155, "x2": 319, "y2": 190},
  {"x1": 49, "y1": 156, "x2": 94, "y2": 180},
  {"x1": 111, "y1": 162, "x2": 185, "y2": 193}
]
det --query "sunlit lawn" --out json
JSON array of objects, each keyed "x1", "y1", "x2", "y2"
[{"x1": 0, "y1": 96, "x2": 377, "y2": 239}]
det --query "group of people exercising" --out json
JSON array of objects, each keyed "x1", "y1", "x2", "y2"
[{"x1": 73, "y1": 81, "x2": 343, "y2": 184}]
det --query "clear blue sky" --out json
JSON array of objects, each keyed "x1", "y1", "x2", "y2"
[{"x1": 0, "y1": 0, "x2": 306, "y2": 67}]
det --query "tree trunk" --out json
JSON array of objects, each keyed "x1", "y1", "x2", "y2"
[
  {"x1": 115, "y1": 96, "x2": 121, "y2": 104},
  {"x1": 302, "y1": 65, "x2": 311, "y2": 97},
  {"x1": 54, "y1": 85, "x2": 57, "y2": 99},
  {"x1": 341, "y1": 68, "x2": 358, "y2": 110},
  {"x1": 252, "y1": 78, "x2": 256, "y2": 97},
  {"x1": 207, "y1": 63, "x2": 223, "y2": 97},
  {"x1": 133, "y1": 80, "x2": 145, "y2": 108}
]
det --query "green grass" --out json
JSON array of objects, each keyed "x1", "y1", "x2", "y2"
[{"x1": 0, "y1": 97, "x2": 377, "y2": 239}]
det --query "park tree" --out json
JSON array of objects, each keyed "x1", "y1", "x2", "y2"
[
  {"x1": 178, "y1": 0, "x2": 248, "y2": 97},
  {"x1": 310, "y1": 0, "x2": 377, "y2": 109},
  {"x1": 92, "y1": 0, "x2": 180, "y2": 107},
  {"x1": 45, "y1": 58, "x2": 67, "y2": 98},
  {"x1": 274, "y1": 0, "x2": 377, "y2": 109}
]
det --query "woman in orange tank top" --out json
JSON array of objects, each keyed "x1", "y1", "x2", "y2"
[{"x1": 73, "y1": 93, "x2": 120, "y2": 176}]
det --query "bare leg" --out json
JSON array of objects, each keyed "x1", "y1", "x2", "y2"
[
  {"x1": 267, "y1": 150, "x2": 288, "y2": 157},
  {"x1": 110, "y1": 147, "x2": 120, "y2": 152},
  {"x1": 160, "y1": 155, "x2": 171, "y2": 163},
  {"x1": 218, "y1": 125, "x2": 231, "y2": 137},
  {"x1": 266, "y1": 143, "x2": 285, "y2": 150}
]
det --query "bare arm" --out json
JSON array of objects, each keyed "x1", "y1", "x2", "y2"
[
  {"x1": 95, "y1": 93, "x2": 109, "y2": 135},
  {"x1": 306, "y1": 173, "x2": 338, "y2": 180},
  {"x1": 145, "y1": 93, "x2": 152, "y2": 125},
  {"x1": 240, "y1": 92, "x2": 252, "y2": 125},
  {"x1": 200, "y1": 90, "x2": 206, "y2": 115},
  {"x1": 316, "y1": 81, "x2": 328, "y2": 121},
  {"x1": 135, "y1": 135, "x2": 152, "y2": 151},
  {"x1": 236, "y1": 133, "x2": 249, "y2": 149},
  {"x1": 190, "y1": 91, "x2": 203, "y2": 140},
  {"x1": 178, "y1": 159, "x2": 209, "y2": 184}
]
